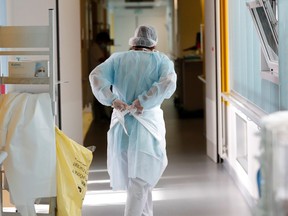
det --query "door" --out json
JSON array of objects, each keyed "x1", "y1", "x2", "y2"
[{"x1": 205, "y1": 0, "x2": 218, "y2": 162}]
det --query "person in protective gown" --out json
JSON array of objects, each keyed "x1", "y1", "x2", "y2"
[{"x1": 89, "y1": 25, "x2": 177, "y2": 216}]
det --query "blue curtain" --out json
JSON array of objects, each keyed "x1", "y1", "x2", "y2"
[{"x1": 228, "y1": 0, "x2": 280, "y2": 113}]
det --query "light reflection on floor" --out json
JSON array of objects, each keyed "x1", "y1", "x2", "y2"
[
  {"x1": 3, "y1": 205, "x2": 49, "y2": 213},
  {"x1": 83, "y1": 188, "x2": 170, "y2": 207},
  {"x1": 87, "y1": 179, "x2": 111, "y2": 184},
  {"x1": 84, "y1": 168, "x2": 202, "y2": 207}
]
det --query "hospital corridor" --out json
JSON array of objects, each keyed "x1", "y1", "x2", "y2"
[{"x1": 82, "y1": 98, "x2": 252, "y2": 216}]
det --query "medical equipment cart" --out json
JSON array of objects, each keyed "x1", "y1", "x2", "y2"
[{"x1": 0, "y1": 9, "x2": 58, "y2": 216}]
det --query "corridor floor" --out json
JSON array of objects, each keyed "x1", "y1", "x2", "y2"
[{"x1": 82, "y1": 99, "x2": 253, "y2": 216}]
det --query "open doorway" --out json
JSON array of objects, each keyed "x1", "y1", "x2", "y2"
[
  {"x1": 80, "y1": 0, "x2": 174, "y2": 143},
  {"x1": 80, "y1": 0, "x2": 205, "y2": 154},
  {"x1": 80, "y1": 0, "x2": 112, "y2": 109},
  {"x1": 80, "y1": 0, "x2": 114, "y2": 141}
]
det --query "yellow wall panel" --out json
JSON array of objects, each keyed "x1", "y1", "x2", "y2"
[{"x1": 220, "y1": 0, "x2": 229, "y2": 93}]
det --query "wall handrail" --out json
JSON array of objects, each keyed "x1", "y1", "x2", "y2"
[{"x1": 221, "y1": 91, "x2": 267, "y2": 126}]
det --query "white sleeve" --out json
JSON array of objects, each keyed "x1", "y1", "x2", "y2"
[
  {"x1": 138, "y1": 58, "x2": 177, "y2": 109},
  {"x1": 89, "y1": 57, "x2": 118, "y2": 106}
]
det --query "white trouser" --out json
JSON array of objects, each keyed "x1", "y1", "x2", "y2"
[{"x1": 124, "y1": 178, "x2": 153, "y2": 216}]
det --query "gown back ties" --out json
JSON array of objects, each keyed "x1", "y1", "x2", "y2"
[{"x1": 111, "y1": 106, "x2": 163, "y2": 142}]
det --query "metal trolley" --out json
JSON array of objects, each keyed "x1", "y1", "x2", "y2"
[{"x1": 0, "y1": 9, "x2": 58, "y2": 216}]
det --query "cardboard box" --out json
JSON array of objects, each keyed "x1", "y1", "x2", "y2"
[{"x1": 8, "y1": 60, "x2": 48, "y2": 78}]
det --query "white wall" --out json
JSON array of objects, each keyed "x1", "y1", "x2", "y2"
[
  {"x1": 5, "y1": 0, "x2": 83, "y2": 144},
  {"x1": 58, "y1": 0, "x2": 83, "y2": 144},
  {"x1": 6, "y1": 0, "x2": 54, "y2": 25},
  {"x1": 204, "y1": 0, "x2": 217, "y2": 162}
]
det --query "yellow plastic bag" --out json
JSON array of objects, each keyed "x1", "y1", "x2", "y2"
[{"x1": 55, "y1": 127, "x2": 93, "y2": 216}]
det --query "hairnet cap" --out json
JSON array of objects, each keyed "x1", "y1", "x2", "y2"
[{"x1": 128, "y1": 25, "x2": 158, "y2": 47}]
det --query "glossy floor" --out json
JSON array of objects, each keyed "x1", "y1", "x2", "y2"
[{"x1": 82, "y1": 99, "x2": 253, "y2": 216}]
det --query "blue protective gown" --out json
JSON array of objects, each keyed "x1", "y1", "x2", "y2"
[{"x1": 89, "y1": 50, "x2": 177, "y2": 190}]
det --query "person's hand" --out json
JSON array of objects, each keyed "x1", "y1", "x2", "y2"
[
  {"x1": 132, "y1": 99, "x2": 143, "y2": 115},
  {"x1": 112, "y1": 99, "x2": 128, "y2": 112}
]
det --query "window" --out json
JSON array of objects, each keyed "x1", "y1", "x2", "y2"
[{"x1": 247, "y1": 0, "x2": 279, "y2": 84}]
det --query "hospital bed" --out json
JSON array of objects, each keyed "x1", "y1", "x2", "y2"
[{"x1": 0, "y1": 9, "x2": 58, "y2": 216}]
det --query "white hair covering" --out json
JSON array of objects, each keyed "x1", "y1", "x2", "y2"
[{"x1": 128, "y1": 25, "x2": 158, "y2": 47}]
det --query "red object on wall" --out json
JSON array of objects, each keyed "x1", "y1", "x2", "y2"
[{"x1": 0, "y1": 85, "x2": 5, "y2": 94}]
